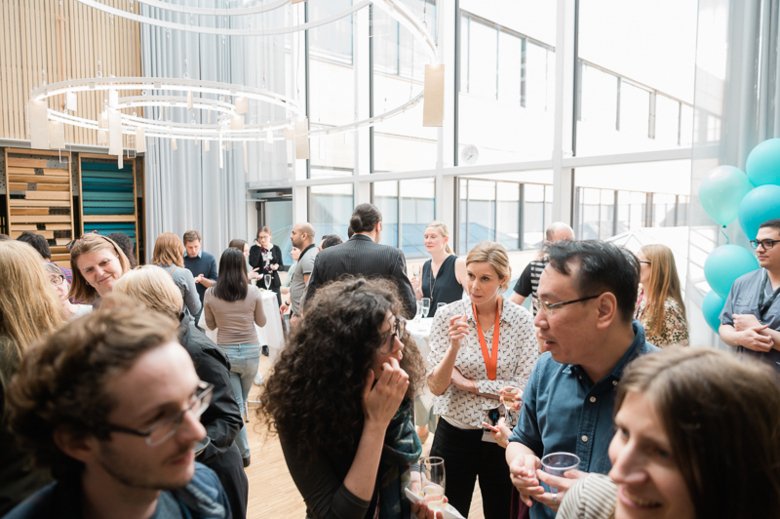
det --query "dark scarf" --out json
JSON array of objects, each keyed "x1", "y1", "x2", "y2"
[{"x1": 377, "y1": 399, "x2": 422, "y2": 518}]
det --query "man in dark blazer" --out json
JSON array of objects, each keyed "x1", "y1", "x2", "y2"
[{"x1": 305, "y1": 203, "x2": 417, "y2": 318}]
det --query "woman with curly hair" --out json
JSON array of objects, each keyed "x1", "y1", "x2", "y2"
[
  {"x1": 260, "y1": 278, "x2": 430, "y2": 518},
  {"x1": 634, "y1": 244, "x2": 688, "y2": 347},
  {"x1": 152, "y1": 231, "x2": 202, "y2": 318},
  {"x1": 0, "y1": 241, "x2": 64, "y2": 514}
]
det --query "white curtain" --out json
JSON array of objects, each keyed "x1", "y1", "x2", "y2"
[{"x1": 139, "y1": 1, "x2": 300, "y2": 259}]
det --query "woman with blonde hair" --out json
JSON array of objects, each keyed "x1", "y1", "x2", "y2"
[
  {"x1": 427, "y1": 241, "x2": 538, "y2": 518},
  {"x1": 411, "y1": 222, "x2": 466, "y2": 318},
  {"x1": 69, "y1": 233, "x2": 132, "y2": 304},
  {"x1": 152, "y1": 232, "x2": 202, "y2": 317},
  {"x1": 0, "y1": 241, "x2": 64, "y2": 513},
  {"x1": 113, "y1": 266, "x2": 248, "y2": 518},
  {"x1": 635, "y1": 244, "x2": 688, "y2": 346}
]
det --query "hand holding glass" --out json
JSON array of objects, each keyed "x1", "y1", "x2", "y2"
[
  {"x1": 421, "y1": 456, "x2": 446, "y2": 511},
  {"x1": 500, "y1": 385, "x2": 521, "y2": 422},
  {"x1": 541, "y1": 452, "x2": 580, "y2": 493}
]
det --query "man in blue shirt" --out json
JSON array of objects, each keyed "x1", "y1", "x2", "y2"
[
  {"x1": 4, "y1": 299, "x2": 230, "y2": 519},
  {"x1": 506, "y1": 240, "x2": 658, "y2": 519},
  {"x1": 183, "y1": 229, "x2": 218, "y2": 323}
]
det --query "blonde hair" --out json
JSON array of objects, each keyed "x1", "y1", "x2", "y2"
[
  {"x1": 0, "y1": 241, "x2": 64, "y2": 361},
  {"x1": 69, "y1": 234, "x2": 132, "y2": 303},
  {"x1": 113, "y1": 265, "x2": 184, "y2": 320},
  {"x1": 425, "y1": 221, "x2": 453, "y2": 254},
  {"x1": 466, "y1": 241, "x2": 511, "y2": 291},
  {"x1": 639, "y1": 244, "x2": 685, "y2": 337},
  {"x1": 152, "y1": 232, "x2": 185, "y2": 267}
]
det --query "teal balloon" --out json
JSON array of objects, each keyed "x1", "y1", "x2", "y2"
[
  {"x1": 698, "y1": 165, "x2": 753, "y2": 226},
  {"x1": 737, "y1": 185, "x2": 780, "y2": 240},
  {"x1": 746, "y1": 138, "x2": 780, "y2": 186},
  {"x1": 704, "y1": 244, "x2": 758, "y2": 298},
  {"x1": 701, "y1": 291, "x2": 726, "y2": 332}
]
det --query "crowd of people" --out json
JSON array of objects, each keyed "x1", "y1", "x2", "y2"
[{"x1": 0, "y1": 206, "x2": 779, "y2": 519}]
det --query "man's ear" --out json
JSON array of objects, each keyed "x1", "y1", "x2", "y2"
[
  {"x1": 376, "y1": 221, "x2": 383, "y2": 233},
  {"x1": 53, "y1": 427, "x2": 97, "y2": 464},
  {"x1": 595, "y1": 292, "x2": 618, "y2": 329}
]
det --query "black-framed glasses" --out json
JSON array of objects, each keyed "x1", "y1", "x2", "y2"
[
  {"x1": 538, "y1": 294, "x2": 602, "y2": 314},
  {"x1": 750, "y1": 239, "x2": 780, "y2": 250},
  {"x1": 380, "y1": 316, "x2": 406, "y2": 351},
  {"x1": 105, "y1": 381, "x2": 213, "y2": 447},
  {"x1": 49, "y1": 274, "x2": 66, "y2": 286}
]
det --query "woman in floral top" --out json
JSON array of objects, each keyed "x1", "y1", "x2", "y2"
[
  {"x1": 427, "y1": 242, "x2": 537, "y2": 518},
  {"x1": 635, "y1": 244, "x2": 689, "y2": 347}
]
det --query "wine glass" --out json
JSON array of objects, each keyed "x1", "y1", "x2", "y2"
[
  {"x1": 263, "y1": 273, "x2": 272, "y2": 290},
  {"x1": 420, "y1": 297, "x2": 431, "y2": 318},
  {"x1": 500, "y1": 386, "x2": 521, "y2": 423},
  {"x1": 421, "y1": 456, "x2": 446, "y2": 511}
]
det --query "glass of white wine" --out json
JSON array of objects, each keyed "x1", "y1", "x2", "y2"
[
  {"x1": 421, "y1": 456, "x2": 446, "y2": 511},
  {"x1": 500, "y1": 385, "x2": 521, "y2": 423},
  {"x1": 420, "y1": 297, "x2": 431, "y2": 318},
  {"x1": 263, "y1": 273, "x2": 272, "y2": 290}
]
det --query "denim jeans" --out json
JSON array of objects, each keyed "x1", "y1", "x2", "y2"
[{"x1": 220, "y1": 343, "x2": 260, "y2": 459}]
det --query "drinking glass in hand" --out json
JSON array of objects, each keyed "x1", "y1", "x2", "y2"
[
  {"x1": 421, "y1": 297, "x2": 431, "y2": 318},
  {"x1": 541, "y1": 452, "x2": 580, "y2": 493},
  {"x1": 500, "y1": 385, "x2": 521, "y2": 422},
  {"x1": 263, "y1": 273, "x2": 272, "y2": 290},
  {"x1": 421, "y1": 456, "x2": 446, "y2": 511}
]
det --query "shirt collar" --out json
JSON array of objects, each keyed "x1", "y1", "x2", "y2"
[
  {"x1": 566, "y1": 321, "x2": 649, "y2": 383},
  {"x1": 464, "y1": 296, "x2": 511, "y2": 326}
]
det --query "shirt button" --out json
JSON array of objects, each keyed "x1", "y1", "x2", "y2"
[
  {"x1": 612, "y1": 380, "x2": 618, "y2": 386},
  {"x1": 581, "y1": 435, "x2": 589, "y2": 443},
  {"x1": 589, "y1": 396, "x2": 597, "y2": 403}
]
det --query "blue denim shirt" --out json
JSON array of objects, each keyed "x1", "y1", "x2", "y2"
[{"x1": 508, "y1": 321, "x2": 658, "y2": 519}]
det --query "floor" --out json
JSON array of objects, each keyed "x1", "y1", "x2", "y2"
[{"x1": 244, "y1": 356, "x2": 485, "y2": 518}]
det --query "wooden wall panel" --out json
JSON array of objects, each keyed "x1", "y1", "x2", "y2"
[{"x1": 0, "y1": 0, "x2": 142, "y2": 146}]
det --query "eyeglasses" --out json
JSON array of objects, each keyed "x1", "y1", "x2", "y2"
[
  {"x1": 750, "y1": 239, "x2": 780, "y2": 250},
  {"x1": 380, "y1": 316, "x2": 406, "y2": 351},
  {"x1": 49, "y1": 274, "x2": 65, "y2": 286},
  {"x1": 538, "y1": 294, "x2": 602, "y2": 314},
  {"x1": 105, "y1": 381, "x2": 213, "y2": 447}
]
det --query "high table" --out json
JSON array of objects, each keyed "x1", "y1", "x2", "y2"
[{"x1": 406, "y1": 317, "x2": 436, "y2": 430}]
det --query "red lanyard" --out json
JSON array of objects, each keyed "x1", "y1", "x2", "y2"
[{"x1": 472, "y1": 300, "x2": 501, "y2": 380}]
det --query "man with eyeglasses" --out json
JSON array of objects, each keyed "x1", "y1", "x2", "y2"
[
  {"x1": 719, "y1": 218, "x2": 780, "y2": 373},
  {"x1": 4, "y1": 299, "x2": 230, "y2": 518},
  {"x1": 505, "y1": 240, "x2": 658, "y2": 519}
]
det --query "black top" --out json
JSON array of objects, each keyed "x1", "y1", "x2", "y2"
[
  {"x1": 422, "y1": 255, "x2": 463, "y2": 317},
  {"x1": 248, "y1": 244, "x2": 284, "y2": 292}
]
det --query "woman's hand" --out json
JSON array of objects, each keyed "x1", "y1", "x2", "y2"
[
  {"x1": 499, "y1": 386, "x2": 522, "y2": 412},
  {"x1": 411, "y1": 275, "x2": 423, "y2": 300},
  {"x1": 481, "y1": 417, "x2": 511, "y2": 448},
  {"x1": 448, "y1": 314, "x2": 469, "y2": 348},
  {"x1": 363, "y1": 357, "x2": 409, "y2": 428},
  {"x1": 450, "y1": 368, "x2": 477, "y2": 394}
]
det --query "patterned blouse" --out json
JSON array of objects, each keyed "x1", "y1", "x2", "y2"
[
  {"x1": 635, "y1": 295, "x2": 689, "y2": 347},
  {"x1": 427, "y1": 298, "x2": 538, "y2": 428}
]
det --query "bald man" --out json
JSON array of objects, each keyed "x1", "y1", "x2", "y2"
[
  {"x1": 510, "y1": 222, "x2": 575, "y2": 314},
  {"x1": 286, "y1": 222, "x2": 318, "y2": 325}
]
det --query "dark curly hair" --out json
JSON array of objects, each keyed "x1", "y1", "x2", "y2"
[
  {"x1": 6, "y1": 295, "x2": 179, "y2": 479},
  {"x1": 259, "y1": 277, "x2": 425, "y2": 458}
]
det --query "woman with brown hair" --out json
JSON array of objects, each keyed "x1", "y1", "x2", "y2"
[
  {"x1": 69, "y1": 233, "x2": 132, "y2": 304},
  {"x1": 152, "y1": 232, "x2": 202, "y2": 317},
  {"x1": 634, "y1": 244, "x2": 688, "y2": 347},
  {"x1": 558, "y1": 346, "x2": 780, "y2": 519},
  {"x1": 248, "y1": 226, "x2": 284, "y2": 305},
  {"x1": 0, "y1": 241, "x2": 64, "y2": 514}
]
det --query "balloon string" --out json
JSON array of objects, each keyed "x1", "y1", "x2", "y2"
[{"x1": 720, "y1": 226, "x2": 730, "y2": 244}]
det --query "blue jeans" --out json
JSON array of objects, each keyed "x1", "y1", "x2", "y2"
[{"x1": 220, "y1": 343, "x2": 260, "y2": 459}]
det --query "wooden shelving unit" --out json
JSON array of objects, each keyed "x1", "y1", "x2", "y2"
[
  {"x1": 78, "y1": 153, "x2": 140, "y2": 264},
  {"x1": 3, "y1": 148, "x2": 75, "y2": 265}
]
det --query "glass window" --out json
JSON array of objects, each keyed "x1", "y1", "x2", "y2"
[
  {"x1": 373, "y1": 181, "x2": 399, "y2": 247},
  {"x1": 654, "y1": 94, "x2": 681, "y2": 146},
  {"x1": 308, "y1": 184, "x2": 354, "y2": 239},
  {"x1": 309, "y1": 0, "x2": 357, "y2": 178},
  {"x1": 457, "y1": 178, "x2": 496, "y2": 253},
  {"x1": 523, "y1": 184, "x2": 548, "y2": 248},
  {"x1": 616, "y1": 191, "x2": 647, "y2": 234},
  {"x1": 399, "y1": 178, "x2": 435, "y2": 257},
  {"x1": 577, "y1": 0, "x2": 697, "y2": 154},
  {"x1": 651, "y1": 193, "x2": 678, "y2": 227},
  {"x1": 496, "y1": 182, "x2": 520, "y2": 251}
]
